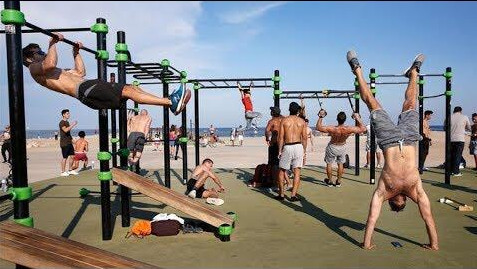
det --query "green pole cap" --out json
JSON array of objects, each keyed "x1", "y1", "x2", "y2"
[
  {"x1": 1, "y1": 9, "x2": 25, "y2": 25},
  {"x1": 418, "y1": 79, "x2": 425, "y2": 85},
  {"x1": 371, "y1": 88, "x2": 377, "y2": 94},
  {"x1": 418, "y1": 96, "x2": 424, "y2": 100},
  {"x1": 227, "y1": 211, "x2": 238, "y2": 222},
  {"x1": 90, "y1": 23, "x2": 108, "y2": 33},
  {"x1": 115, "y1": 53, "x2": 128, "y2": 62},
  {"x1": 193, "y1": 83, "x2": 200, "y2": 90},
  {"x1": 354, "y1": 81, "x2": 359, "y2": 86},
  {"x1": 132, "y1": 80, "x2": 140, "y2": 86},
  {"x1": 98, "y1": 171, "x2": 113, "y2": 181},
  {"x1": 15, "y1": 217, "x2": 34, "y2": 227},
  {"x1": 180, "y1": 78, "x2": 188, "y2": 84},
  {"x1": 97, "y1": 151, "x2": 112, "y2": 161},
  {"x1": 180, "y1": 71, "x2": 187, "y2": 78},
  {"x1": 96, "y1": 50, "x2": 109, "y2": 60},
  {"x1": 273, "y1": 89, "x2": 282, "y2": 95},
  {"x1": 10, "y1": 187, "x2": 32, "y2": 201},
  {"x1": 161, "y1": 59, "x2": 170, "y2": 67},
  {"x1": 445, "y1": 91, "x2": 453, "y2": 96},
  {"x1": 353, "y1": 93, "x2": 361, "y2": 99},
  {"x1": 369, "y1": 72, "x2": 379, "y2": 79},
  {"x1": 218, "y1": 224, "x2": 233, "y2": 235},
  {"x1": 111, "y1": 138, "x2": 120, "y2": 144},
  {"x1": 79, "y1": 188, "x2": 90, "y2": 197},
  {"x1": 115, "y1": 43, "x2": 128, "y2": 52},
  {"x1": 273, "y1": 76, "x2": 281, "y2": 82},
  {"x1": 444, "y1": 72, "x2": 453, "y2": 79},
  {"x1": 178, "y1": 137, "x2": 189, "y2": 143},
  {"x1": 117, "y1": 148, "x2": 130, "y2": 158}
]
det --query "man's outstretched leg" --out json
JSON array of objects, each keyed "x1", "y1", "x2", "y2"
[
  {"x1": 346, "y1": 51, "x2": 382, "y2": 112},
  {"x1": 402, "y1": 54, "x2": 424, "y2": 112}
]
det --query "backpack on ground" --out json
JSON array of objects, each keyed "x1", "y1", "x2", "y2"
[
  {"x1": 151, "y1": 219, "x2": 182, "y2": 236},
  {"x1": 250, "y1": 164, "x2": 273, "y2": 187}
]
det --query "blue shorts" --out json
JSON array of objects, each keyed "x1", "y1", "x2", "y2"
[{"x1": 370, "y1": 109, "x2": 421, "y2": 151}]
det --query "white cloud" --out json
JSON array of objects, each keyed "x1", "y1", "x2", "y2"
[{"x1": 220, "y1": 2, "x2": 287, "y2": 24}]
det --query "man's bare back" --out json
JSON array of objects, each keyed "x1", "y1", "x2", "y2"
[
  {"x1": 128, "y1": 110, "x2": 152, "y2": 134},
  {"x1": 280, "y1": 115, "x2": 307, "y2": 145},
  {"x1": 317, "y1": 110, "x2": 365, "y2": 145},
  {"x1": 266, "y1": 116, "x2": 283, "y2": 145},
  {"x1": 74, "y1": 138, "x2": 88, "y2": 153}
]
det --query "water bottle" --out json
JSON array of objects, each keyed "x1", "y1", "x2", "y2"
[
  {"x1": 91, "y1": 161, "x2": 95, "y2": 169},
  {"x1": 1, "y1": 179, "x2": 7, "y2": 192}
]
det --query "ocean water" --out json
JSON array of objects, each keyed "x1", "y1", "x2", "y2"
[{"x1": 25, "y1": 127, "x2": 267, "y2": 139}]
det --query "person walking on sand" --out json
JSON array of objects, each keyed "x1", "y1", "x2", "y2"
[
  {"x1": 347, "y1": 50, "x2": 438, "y2": 250},
  {"x1": 59, "y1": 109, "x2": 77, "y2": 176},
  {"x1": 22, "y1": 33, "x2": 190, "y2": 114}
]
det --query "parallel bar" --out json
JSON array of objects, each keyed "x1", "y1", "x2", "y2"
[
  {"x1": 0, "y1": 27, "x2": 91, "y2": 34},
  {"x1": 24, "y1": 22, "x2": 97, "y2": 54},
  {"x1": 4, "y1": 0, "x2": 31, "y2": 227},
  {"x1": 421, "y1": 74, "x2": 443, "y2": 77},
  {"x1": 373, "y1": 81, "x2": 409, "y2": 85},
  {"x1": 421, "y1": 93, "x2": 445, "y2": 99},
  {"x1": 444, "y1": 67, "x2": 452, "y2": 185},
  {"x1": 96, "y1": 18, "x2": 111, "y2": 241},
  {"x1": 197, "y1": 85, "x2": 271, "y2": 89},
  {"x1": 282, "y1": 90, "x2": 355, "y2": 94},
  {"x1": 281, "y1": 96, "x2": 352, "y2": 99},
  {"x1": 189, "y1": 78, "x2": 272, "y2": 82},
  {"x1": 378, "y1": 74, "x2": 406, "y2": 78}
]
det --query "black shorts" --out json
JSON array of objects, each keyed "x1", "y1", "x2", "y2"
[
  {"x1": 77, "y1": 79, "x2": 125, "y2": 109},
  {"x1": 61, "y1": 144, "x2": 75, "y2": 158},
  {"x1": 127, "y1": 132, "x2": 146, "y2": 153},
  {"x1": 268, "y1": 144, "x2": 279, "y2": 166},
  {"x1": 185, "y1": 178, "x2": 205, "y2": 198}
]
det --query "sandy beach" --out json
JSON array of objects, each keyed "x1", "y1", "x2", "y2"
[{"x1": 1, "y1": 131, "x2": 474, "y2": 183}]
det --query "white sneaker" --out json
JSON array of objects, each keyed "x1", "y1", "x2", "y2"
[
  {"x1": 60, "y1": 172, "x2": 69, "y2": 177},
  {"x1": 68, "y1": 170, "x2": 79, "y2": 175},
  {"x1": 452, "y1": 173, "x2": 462, "y2": 177},
  {"x1": 188, "y1": 189, "x2": 196, "y2": 198},
  {"x1": 459, "y1": 164, "x2": 464, "y2": 169},
  {"x1": 206, "y1": 198, "x2": 224, "y2": 206}
]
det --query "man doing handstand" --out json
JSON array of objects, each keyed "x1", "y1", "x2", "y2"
[
  {"x1": 347, "y1": 50, "x2": 438, "y2": 250},
  {"x1": 22, "y1": 33, "x2": 190, "y2": 114}
]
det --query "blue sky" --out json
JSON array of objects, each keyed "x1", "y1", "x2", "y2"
[{"x1": 1, "y1": 1, "x2": 476, "y2": 130}]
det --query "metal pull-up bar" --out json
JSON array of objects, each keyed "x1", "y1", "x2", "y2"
[
  {"x1": 0, "y1": 27, "x2": 90, "y2": 34},
  {"x1": 24, "y1": 21, "x2": 97, "y2": 55}
]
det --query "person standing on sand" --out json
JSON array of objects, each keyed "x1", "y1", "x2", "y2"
[{"x1": 59, "y1": 109, "x2": 77, "y2": 176}]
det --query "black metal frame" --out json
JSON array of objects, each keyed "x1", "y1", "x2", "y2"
[
  {"x1": 371, "y1": 68, "x2": 452, "y2": 185},
  {"x1": 280, "y1": 90, "x2": 361, "y2": 176}
]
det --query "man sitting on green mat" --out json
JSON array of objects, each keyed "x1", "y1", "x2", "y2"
[
  {"x1": 185, "y1": 158, "x2": 225, "y2": 199},
  {"x1": 22, "y1": 33, "x2": 190, "y2": 114}
]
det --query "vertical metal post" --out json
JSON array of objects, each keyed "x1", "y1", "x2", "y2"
[
  {"x1": 117, "y1": 30, "x2": 130, "y2": 227},
  {"x1": 110, "y1": 73, "x2": 118, "y2": 168},
  {"x1": 444, "y1": 67, "x2": 452, "y2": 185},
  {"x1": 181, "y1": 106, "x2": 188, "y2": 184},
  {"x1": 354, "y1": 88, "x2": 360, "y2": 176},
  {"x1": 134, "y1": 101, "x2": 140, "y2": 174},
  {"x1": 161, "y1": 61, "x2": 171, "y2": 188},
  {"x1": 194, "y1": 83, "x2": 200, "y2": 166},
  {"x1": 418, "y1": 75, "x2": 424, "y2": 171},
  {"x1": 273, "y1": 70, "x2": 280, "y2": 108},
  {"x1": 3, "y1": 0, "x2": 31, "y2": 228},
  {"x1": 369, "y1": 68, "x2": 377, "y2": 184},
  {"x1": 96, "y1": 18, "x2": 111, "y2": 240}
]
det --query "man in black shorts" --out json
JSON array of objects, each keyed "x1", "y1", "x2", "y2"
[
  {"x1": 185, "y1": 158, "x2": 225, "y2": 199},
  {"x1": 59, "y1": 109, "x2": 78, "y2": 176},
  {"x1": 22, "y1": 33, "x2": 190, "y2": 114}
]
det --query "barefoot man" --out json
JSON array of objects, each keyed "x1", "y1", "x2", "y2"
[
  {"x1": 316, "y1": 110, "x2": 366, "y2": 187},
  {"x1": 22, "y1": 33, "x2": 190, "y2": 114},
  {"x1": 127, "y1": 109, "x2": 152, "y2": 166},
  {"x1": 347, "y1": 50, "x2": 438, "y2": 250},
  {"x1": 276, "y1": 102, "x2": 307, "y2": 202}
]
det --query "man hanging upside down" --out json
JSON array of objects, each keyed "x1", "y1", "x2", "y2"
[
  {"x1": 347, "y1": 50, "x2": 438, "y2": 250},
  {"x1": 22, "y1": 33, "x2": 190, "y2": 114}
]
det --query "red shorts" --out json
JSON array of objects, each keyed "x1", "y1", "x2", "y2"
[{"x1": 74, "y1": 152, "x2": 88, "y2": 161}]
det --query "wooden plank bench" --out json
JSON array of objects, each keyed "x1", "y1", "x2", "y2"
[
  {"x1": 112, "y1": 168, "x2": 234, "y2": 228},
  {"x1": 0, "y1": 221, "x2": 159, "y2": 268}
]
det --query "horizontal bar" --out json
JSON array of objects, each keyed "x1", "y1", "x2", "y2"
[
  {"x1": 132, "y1": 73, "x2": 177, "y2": 79},
  {"x1": 281, "y1": 96, "x2": 351, "y2": 99},
  {"x1": 420, "y1": 74, "x2": 444, "y2": 77},
  {"x1": 189, "y1": 78, "x2": 272, "y2": 82},
  {"x1": 377, "y1": 73, "x2": 443, "y2": 78},
  {"x1": 377, "y1": 74, "x2": 406, "y2": 78},
  {"x1": 0, "y1": 27, "x2": 91, "y2": 34},
  {"x1": 372, "y1": 82, "x2": 409, "y2": 85},
  {"x1": 197, "y1": 85, "x2": 273, "y2": 89},
  {"x1": 421, "y1": 93, "x2": 445, "y2": 99},
  {"x1": 282, "y1": 90, "x2": 356, "y2": 94},
  {"x1": 24, "y1": 22, "x2": 96, "y2": 55}
]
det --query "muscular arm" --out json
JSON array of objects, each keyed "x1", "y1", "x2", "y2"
[
  {"x1": 316, "y1": 117, "x2": 332, "y2": 133},
  {"x1": 412, "y1": 183, "x2": 439, "y2": 250},
  {"x1": 265, "y1": 120, "x2": 273, "y2": 144},
  {"x1": 278, "y1": 120, "x2": 285, "y2": 155},
  {"x1": 144, "y1": 116, "x2": 152, "y2": 137},
  {"x1": 301, "y1": 122, "x2": 308, "y2": 152},
  {"x1": 363, "y1": 186, "x2": 385, "y2": 249},
  {"x1": 29, "y1": 39, "x2": 60, "y2": 76},
  {"x1": 206, "y1": 170, "x2": 225, "y2": 191},
  {"x1": 61, "y1": 121, "x2": 77, "y2": 133},
  {"x1": 72, "y1": 43, "x2": 86, "y2": 77},
  {"x1": 349, "y1": 113, "x2": 367, "y2": 134}
]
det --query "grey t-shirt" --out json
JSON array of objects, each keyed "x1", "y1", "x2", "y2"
[{"x1": 450, "y1": 113, "x2": 471, "y2": 142}]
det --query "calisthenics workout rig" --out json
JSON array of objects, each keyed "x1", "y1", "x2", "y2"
[
  {"x1": 366, "y1": 67, "x2": 453, "y2": 185},
  {"x1": 280, "y1": 89, "x2": 362, "y2": 177}
]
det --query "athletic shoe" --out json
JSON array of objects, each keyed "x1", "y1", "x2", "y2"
[
  {"x1": 60, "y1": 172, "x2": 69, "y2": 177},
  {"x1": 206, "y1": 197, "x2": 224, "y2": 206},
  {"x1": 363, "y1": 164, "x2": 369, "y2": 168},
  {"x1": 324, "y1": 178, "x2": 333, "y2": 187},
  {"x1": 335, "y1": 182, "x2": 342, "y2": 188},
  {"x1": 187, "y1": 189, "x2": 196, "y2": 198},
  {"x1": 169, "y1": 84, "x2": 191, "y2": 115},
  {"x1": 452, "y1": 173, "x2": 462, "y2": 177},
  {"x1": 423, "y1": 167, "x2": 430, "y2": 171},
  {"x1": 289, "y1": 196, "x2": 300, "y2": 202},
  {"x1": 459, "y1": 164, "x2": 465, "y2": 169},
  {"x1": 403, "y1": 53, "x2": 425, "y2": 77},
  {"x1": 68, "y1": 170, "x2": 79, "y2": 175},
  {"x1": 346, "y1": 50, "x2": 361, "y2": 72}
]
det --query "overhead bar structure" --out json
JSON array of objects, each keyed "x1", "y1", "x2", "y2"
[{"x1": 0, "y1": 27, "x2": 91, "y2": 34}]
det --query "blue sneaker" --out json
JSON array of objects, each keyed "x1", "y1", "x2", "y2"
[
  {"x1": 169, "y1": 84, "x2": 191, "y2": 115},
  {"x1": 346, "y1": 50, "x2": 361, "y2": 72},
  {"x1": 403, "y1": 53, "x2": 425, "y2": 78}
]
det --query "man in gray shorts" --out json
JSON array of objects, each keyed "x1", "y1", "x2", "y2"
[
  {"x1": 347, "y1": 50, "x2": 438, "y2": 250},
  {"x1": 127, "y1": 109, "x2": 151, "y2": 166},
  {"x1": 276, "y1": 102, "x2": 308, "y2": 202},
  {"x1": 316, "y1": 111, "x2": 365, "y2": 187}
]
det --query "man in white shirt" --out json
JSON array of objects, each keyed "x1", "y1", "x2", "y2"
[{"x1": 450, "y1": 106, "x2": 471, "y2": 176}]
